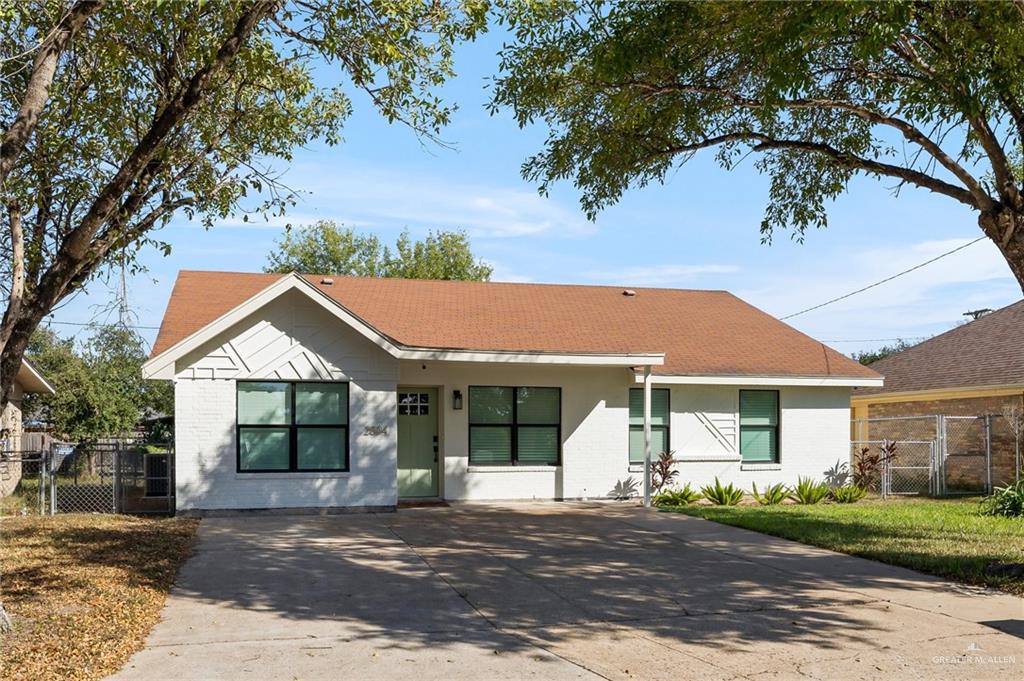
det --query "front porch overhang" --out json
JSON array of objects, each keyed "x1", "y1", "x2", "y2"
[{"x1": 632, "y1": 371, "x2": 884, "y2": 388}]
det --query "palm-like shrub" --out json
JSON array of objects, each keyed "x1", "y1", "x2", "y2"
[
  {"x1": 653, "y1": 483, "x2": 701, "y2": 507},
  {"x1": 791, "y1": 477, "x2": 829, "y2": 504},
  {"x1": 830, "y1": 484, "x2": 867, "y2": 504},
  {"x1": 751, "y1": 482, "x2": 789, "y2": 505},
  {"x1": 701, "y1": 477, "x2": 745, "y2": 505}
]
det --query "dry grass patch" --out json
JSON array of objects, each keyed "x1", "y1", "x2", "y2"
[{"x1": 0, "y1": 513, "x2": 198, "y2": 681}]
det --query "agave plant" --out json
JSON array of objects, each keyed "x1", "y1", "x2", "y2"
[
  {"x1": 791, "y1": 476, "x2": 830, "y2": 504},
  {"x1": 830, "y1": 484, "x2": 867, "y2": 504},
  {"x1": 653, "y1": 483, "x2": 701, "y2": 507},
  {"x1": 981, "y1": 479, "x2": 1024, "y2": 517},
  {"x1": 751, "y1": 482, "x2": 789, "y2": 505},
  {"x1": 701, "y1": 477, "x2": 745, "y2": 505}
]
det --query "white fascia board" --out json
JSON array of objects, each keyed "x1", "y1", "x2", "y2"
[
  {"x1": 634, "y1": 373, "x2": 884, "y2": 388},
  {"x1": 399, "y1": 348, "x2": 664, "y2": 366},
  {"x1": 142, "y1": 272, "x2": 667, "y2": 378},
  {"x1": 17, "y1": 359, "x2": 56, "y2": 395}
]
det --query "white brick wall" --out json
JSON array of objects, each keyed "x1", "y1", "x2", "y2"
[
  {"x1": 398, "y1": 362, "x2": 852, "y2": 501},
  {"x1": 171, "y1": 288, "x2": 852, "y2": 509},
  {"x1": 664, "y1": 385, "x2": 852, "y2": 490},
  {"x1": 174, "y1": 290, "x2": 399, "y2": 512}
]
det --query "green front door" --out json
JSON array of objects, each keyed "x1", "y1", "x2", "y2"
[{"x1": 397, "y1": 387, "x2": 439, "y2": 498}]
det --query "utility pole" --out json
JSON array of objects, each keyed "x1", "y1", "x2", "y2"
[{"x1": 962, "y1": 308, "x2": 993, "y2": 321}]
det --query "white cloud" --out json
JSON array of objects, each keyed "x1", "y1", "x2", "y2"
[
  {"x1": 582, "y1": 263, "x2": 739, "y2": 287},
  {"x1": 283, "y1": 163, "x2": 595, "y2": 239}
]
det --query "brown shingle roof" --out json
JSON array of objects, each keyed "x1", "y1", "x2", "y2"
[
  {"x1": 854, "y1": 299, "x2": 1024, "y2": 396},
  {"x1": 150, "y1": 270, "x2": 879, "y2": 379}
]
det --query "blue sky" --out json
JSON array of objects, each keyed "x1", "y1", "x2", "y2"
[{"x1": 49, "y1": 29, "x2": 1021, "y2": 356}]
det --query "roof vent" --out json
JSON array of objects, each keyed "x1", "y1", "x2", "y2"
[
  {"x1": 622, "y1": 289, "x2": 637, "y2": 297},
  {"x1": 320, "y1": 277, "x2": 334, "y2": 286}
]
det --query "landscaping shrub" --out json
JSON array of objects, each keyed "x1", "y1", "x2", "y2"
[
  {"x1": 751, "y1": 482, "x2": 789, "y2": 505},
  {"x1": 981, "y1": 479, "x2": 1024, "y2": 517},
  {"x1": 852, "y1": 440, "x2": 897, "y2": 489},
  {"x1": 791, "y1": 476, "x2": 830, "y2": 504},
  {"x1": 650, "y1": 451, "x2": 678, "y2": 494},
  {"x1": 701, "y1": 477, "x2": 744, "y2": 505},
  {"x1": 830, "y1": 485, "x2": 867, "y2": 504},
  {"x1": 654, "y1": 483, "x2": 701, "y2": 507}
]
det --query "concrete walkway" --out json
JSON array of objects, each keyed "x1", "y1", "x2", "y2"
[{"x1": 113, "y1": 503, "x2": 1023, "y2": 680}]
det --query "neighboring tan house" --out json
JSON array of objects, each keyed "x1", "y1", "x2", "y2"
[
  {"x1": 851, "y1": 299, "x2": 1024, "y2": 486},
  {"x1": 851, "y1": 299, "x2": 1024, "y2": 419},
  {"x1": 1, "y1": 359, "x2": 56, "y2": 497},
  {"x1": 143, "y1": 271, "x2": 882, "y2": 514}
]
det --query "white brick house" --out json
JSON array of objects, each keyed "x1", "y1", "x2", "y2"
[{"x1": 143, "y1": 271, "x2": 882, "y2": 514}]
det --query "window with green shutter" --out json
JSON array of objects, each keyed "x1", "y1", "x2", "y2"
[
  {"x1": 628, "y1": 388, "x2": 670, "y2": 465},
  {"x1": 468, "y1": 386, "x2": 561, "y2": 465},
  {"x1": 739, "y1": 390, "x2": 779, "y2": 463}
]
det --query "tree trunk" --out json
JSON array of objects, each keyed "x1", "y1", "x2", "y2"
[
  {"x1": 979, "y1": 208, "x2": 1024, "y2": 292},
  {"x1": 0, "y1": 310, "x2": 42, "y2": 413}
]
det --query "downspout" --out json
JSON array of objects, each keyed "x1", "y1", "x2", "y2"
[{"x1": 643, "y1": 365, "x2": 652, "y2": 508}]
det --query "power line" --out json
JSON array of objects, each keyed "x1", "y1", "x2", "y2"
[
  {"x1": 820, "y1": 337, "x2": 928, "y2": 343},
  {"x1": 43, "y1": 319, "x2": 161, "y2": 330},
  {"x1": 779, "y1": 236, "x2": 987, "y2": 320}
]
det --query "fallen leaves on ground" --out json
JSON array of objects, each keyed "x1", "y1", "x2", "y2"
[{"x1": 0, "y1": 513, "x2": 198, "y2": 681}]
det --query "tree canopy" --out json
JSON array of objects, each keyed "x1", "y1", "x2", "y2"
[
  {"x1": 492, "y1": 1, "x2": 1024, "y2": 291},
  {"x1": 23, "y1": 325, "x2": 172, "y2": 440},
  {"x1": 851, "y1": 340, "x2": 913, "y2": 367},
  {"x1": 0, "y1": 0, "x2": 486, "y2": 409},
  {"x1": 265, "y1": 220, "x2": 493, "y2": 280}
]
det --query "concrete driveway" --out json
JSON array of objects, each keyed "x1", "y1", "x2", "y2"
[{"x1": 113, "y1": 503, "x2": 1022, "y2": 680}]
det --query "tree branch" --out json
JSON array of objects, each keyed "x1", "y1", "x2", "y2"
[
  {"x1": 749, "y1": 135, "x2": 978, "y2": 205},
  {"x1": 601, "y1": 78, "x2": 992, "y2": 210},
  {"x1": 0, "y1": 1, "x2": 104, "y2": 185},
  {"x1": 41, "y1": 0, "x2": 280, "y2": 307},
  {"x1": 897, "y1": 26, "x2": 1021, "y2": 208},
  {"x1": 654, "y1": 131, "x2": 977, "y2": 206},
  {"x1": 0, "y1": 203, "x2": 25, "y2": 351}
]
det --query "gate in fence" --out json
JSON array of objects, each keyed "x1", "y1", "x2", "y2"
[
  {"x1": 0, "y1": 440, "x2": 174, "y2": 515},
  {"x1": 851, "y1": 414, "x2": 1013, "y2": 497},
  {"x1": 850, "y1": 439, "x2": 936, "y2": 497}
]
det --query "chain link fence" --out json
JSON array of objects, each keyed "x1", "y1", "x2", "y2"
[
  {"x1": 0, "y1": 449, "x2": 48, "y2": 514},
  {"x1": 0, "y1": 440, "x2": 174, "y2": 515},
  {"x1": 850, "y1": 439, "x2": 936, "y2": 496},
  {"x1": 851, "y1": 414, "x2": 1019, "y2": 497}
]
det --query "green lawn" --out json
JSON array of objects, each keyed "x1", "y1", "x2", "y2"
[{"x1": 666, "y1": 497, "x2": 1024, "y2": 595}]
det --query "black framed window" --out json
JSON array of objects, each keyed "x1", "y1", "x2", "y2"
[
  {"x1": 237, "y1": 381, "x2": 349, "y2": 472},
  {"x1": 628, "y1": 388, "x2": 670, "y2": 465},
  {"x1": 739, "y1": 390, "x2": 779, "y2": 463},
  {"x1": 468, "y1": 386, "x2": 561, "y2": 465}
]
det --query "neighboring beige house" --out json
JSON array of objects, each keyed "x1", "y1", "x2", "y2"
[
  {"x1": 144, "y1": 271, "x2": 882, "y2": 515},
  {"x1": 851, "y1": 299, "x2": 1024, "y2": 486},
  {"x1": 1, "y1": 359, "x2": 56, "y2": 496}
]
